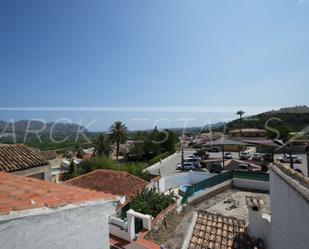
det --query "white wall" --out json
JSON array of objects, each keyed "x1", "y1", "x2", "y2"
[
  {"x1": 0, "y1": 201, "x2": 115, "y2": 249},
  {"x1": 248, "y1": 209, "x2": 271, "y2": 244},
  {"x1": 109, "y1": 223, "x2": 131, "y2": 241},
  {"x1": 268, "y1": 169, "x2": 309, "y2": 249},
  {"x1": 159, "y1": 171, "x2": 215, "y2": 192},
  {"x1": 13, "y1": 164, "x2": 52, "y2": 182},
  {"x1": 187, "y1": 180, "x2": 232, "y2": 203},
  {"x1": 145, "y1": 152, "x2": 178, "y2": 173},
  {"x1": 233, "y1": 178, "x2": 269, "y2": 192}
]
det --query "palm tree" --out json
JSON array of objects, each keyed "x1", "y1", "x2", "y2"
[
  {"x1": 109, "y1": 121, "x2": 128, "y2": 160},
  {"x1": 236, "y1": 110, "x2": 245, "y2": 119},
  {"x1": 236, "y1": 110, "x2": 245, "y2": 137},
  {"x1": 93, "y1": 134, "x2": 111, "y2": 157}
]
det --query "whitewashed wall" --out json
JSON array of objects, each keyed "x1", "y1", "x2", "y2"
[
  {"x1": 268, "y1": 169, "x2": 309, "y2": 249},
  {"x1": 158, "y1": 171, "x2": 215, "y2": 192},
  {"x1": 233, "y1": 178, "x2": 269, "y2": 191},
  {"x1": 187, "y1": 180, "x2": 232, "y2": 203},
  {"x1": 0, "y1": 201, "x2": 115, "y2": 249}
]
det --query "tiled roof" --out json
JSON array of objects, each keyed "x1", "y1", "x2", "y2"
[
  {"x1": 274, "y1": 162, "x2": 309, "y2": 188},
  {"x1": 0, "y1": 144, "x2": 48, "y2": 172},
  {"x1": 229, "y1": 129, "x2": 266, "y2": 133},
  {"x1": 66, "y1": 169, "x2": 148, "y2": 207},
  {"x1": 272, "y1": 162, "x2": 309, "y2": 202},
  {"x1": 0, "y1": 172, "x2": 117, "y2": 214},
  {"x1": 188, "y1": 212, "x2": 264, "y2": 249},
  {"x1": 38, "y1": 150, "x2": 58, "y2": 161}
]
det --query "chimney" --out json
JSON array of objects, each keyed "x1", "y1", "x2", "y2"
[{"x1": 246, "y1": 195, "x2": 270, "y2": 244}]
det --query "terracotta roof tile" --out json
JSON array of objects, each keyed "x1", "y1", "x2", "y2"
[
  {"x1": 188, "y1": 211, "x2": 264, "y2": 249},
  {"x1": 65, "y1": 169, "x2": 148, "y2": 207},
  {"x1": 0, "y1": 172, "x2": 117, "y2": 214},
  {"x1": 38, "y1": 150, "x2": 58, "y2": 161},
  {"x1": 274, "y1": 162, "x2": 309, "y2": 189},
  {"x1": 0, "y1": 144, "x2": 49, "y2": 172}
]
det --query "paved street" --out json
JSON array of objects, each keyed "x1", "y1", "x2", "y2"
[
  {"x1": 147, "y1": 148, "x2": 309, "y2": 177},
  {"x1": 147, "y1": 149, "x2": 195, "y2": 177}
]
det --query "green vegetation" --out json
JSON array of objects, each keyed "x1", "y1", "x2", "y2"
[
  {"x1": 227, "y1": 106, "x2": 309, "y2": 135},
  {"x1": 130, "y1": 188, "x2": 176, "y2": 217},
  {"x1": 93, "y1": 134, "x2": 111, "y2": 157},
  {"x1": 127, "y1": 127, "x2": 177, "y2": 163},
  {"x1": 63, "y1": 157, "x2": 152, "y2": 181},
  {"x1": 236, "y1": 110, "x2": 245, "y2": 119},
  {"x1": 109, "y1": 121, "x2": 128, "y2": 160},
  {"x1": 147, "y1": 151, "x2": 171, "y2": 166}
]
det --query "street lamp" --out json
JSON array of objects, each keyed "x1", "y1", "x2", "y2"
[{"x1": 273, "y1": 139, "x2": 294, "y2": 169}]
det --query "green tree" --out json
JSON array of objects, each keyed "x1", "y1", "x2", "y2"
[
  {"x1": 236, "y1": 110, "x2": 245, "y2": 119},
  {"x1": 94, "y1": 134, "x2": 111, "y2": 157},
  {"x1": 161, "y1": 129, "x2": 177, "y2": 153},
  {"x1": 130, "y1": 188, "x2": 176, "y2": 217},
  {"x1": 127, "y1": 142, "x2": 144, "y2": 161},
  {"x1": 109, "y1": 121, "x2": 128, "y2": 160},
  {"x1": 73, "y1": 143, "x2": 83, "y2": 158},
  {"x1": 236, "y1": 110, "x2": 245, "y2": 136},
  {"x1": 69, "y1": 159, "x2": 75, "y2": 174}
]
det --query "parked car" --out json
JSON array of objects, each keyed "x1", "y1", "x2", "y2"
[
  {"x1": 186, "y1": 155, "x2": 201, "y2": 161},
  {"x1": 252, "y1": 153, "x2": 262, "y2": 161},
  {"x1": 277, "y1": 155, "x2": 303, "y2": 164},
  {"x1": 176, "y1": 162, "x2": 196, "y2": 170},
  {"x1": 236, "y1": 163, "x2": 252, "y2": 172},
  {"x1": 208, "y1": 147, "x2": 219, "y2": 152},
  {"x1": 224, "y1": 152, "x2": 232, "y2": 159},
  {"x1": 209, "y1": 162, "x2": 223, "y2": 173},
  {"x1": 193, "y1": 150, "x2": 209, "y2": 160},
  {"x1": 184, "y1": 157, "x2": 201, "y2": 168},
  {"x1": 239, "y1": 151, "x2": 251, "y2": 160}
]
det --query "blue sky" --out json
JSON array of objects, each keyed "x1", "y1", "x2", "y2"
[{"x1": 0, "y1": 0, "x2": 308, "y2": 130}]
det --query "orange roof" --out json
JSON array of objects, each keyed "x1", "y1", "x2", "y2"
[
  {"x1": 0, "y1": 172, "x2": 117, "y2": 214},
  {"x1": 188, "y1": 211, "x2": 264, "y2": 249},
  {"x1": 66, "y1": 169, "x2": 148, "y2": 207}
]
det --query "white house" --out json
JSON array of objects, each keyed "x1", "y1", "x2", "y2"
[
  {"x1": 246, "y1": 162, "x2": 309, "y2": 249},
  {"x1": 0, "y1": 172, "x2": 119, "y2": 249}
]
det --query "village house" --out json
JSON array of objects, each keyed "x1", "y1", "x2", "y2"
[
  {"x1": 65, "y1": 169, "x2": 155, "y2": 248},
  {"x1": 247, "y1": 162, "x2": 309, "y2": 249},
  {"x1": 181, "y1": 162, "x2": 309, "y2": 249},
  {"x1": 0, "y1": 172, "x2": 119, "y2": 249},
  {"x1": 65, "y1": 169, "x2": 149, "y2": 216},
  {"x1": 38, "y1": 150, "x2": 62, "y2": 183},
  {"x1": 229, "y1": 128, "x2": 267, "y2": 138},
  {"x1": 0, "y1": 144, "x2": 51, "y2": 181}
]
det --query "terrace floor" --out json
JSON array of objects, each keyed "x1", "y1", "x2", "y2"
[{"x1": 146, "y1": 188, "x2": 270, "y2": 249}]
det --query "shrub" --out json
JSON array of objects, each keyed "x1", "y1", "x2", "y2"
[
  {"x1": 130, "y1": 188, "x2": 176, "y2": 218},
  {"x1": 147, "y1": 151, "x2": 171, "y2": 166},
  {"x1": 71, "y1": 157, "x2": 152, "y2": 181}
]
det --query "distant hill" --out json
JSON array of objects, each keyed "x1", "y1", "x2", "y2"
[
  {"x1": 0, "y1": 120, "x2": 88, "y2": 141},
  {"x1": 227, "y1": 106, "x2": 309, "y2": 133}
]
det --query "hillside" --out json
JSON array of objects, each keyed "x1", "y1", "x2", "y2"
[
  {"x1": 0, "y1": 120, "x2": 91, "y2": 150},
  {"x1": 227, "y1": 106, "x2": 309, "y2": 133}
]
